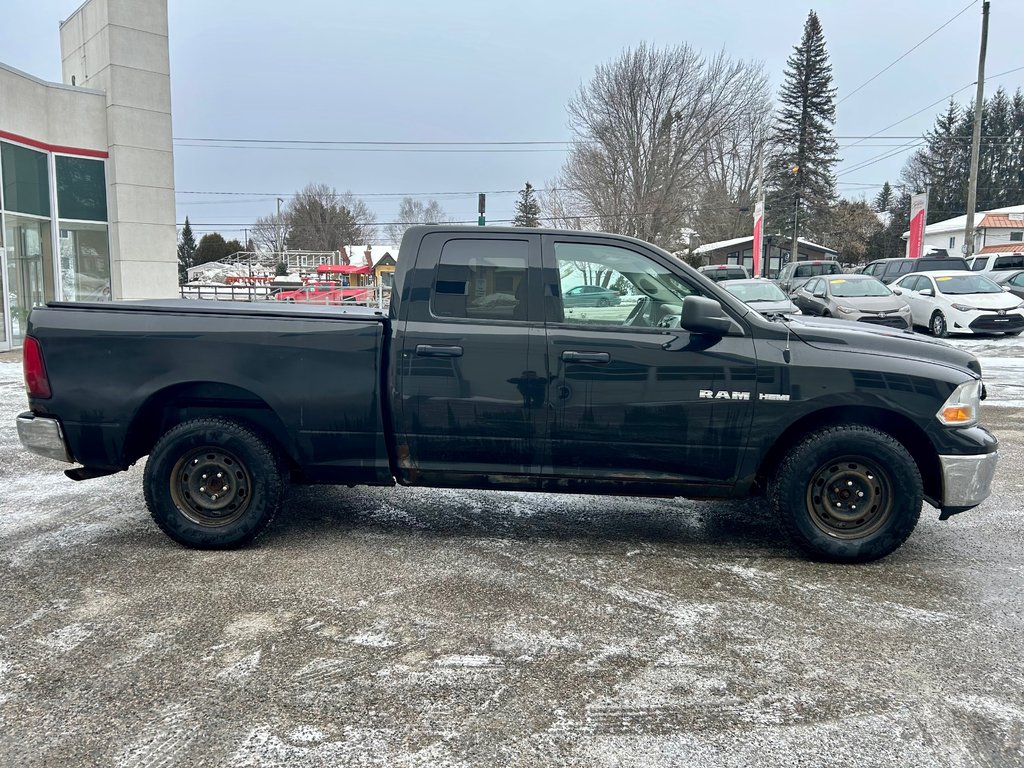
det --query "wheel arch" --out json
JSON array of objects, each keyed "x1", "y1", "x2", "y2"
[
  {"x1": 756, "y1": 405, "x2": 942, "y2": 505},
  {"x1": 123, "y1": 381, "x2": 295, "y2": 471}
]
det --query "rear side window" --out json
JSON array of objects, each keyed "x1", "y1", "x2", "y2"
[
  {"x1": 431, "y1": 239, "x2": 530, "y2": 321},
  {"x1": 994, "y1": 254, "x2": 1024, "y2": 270}
]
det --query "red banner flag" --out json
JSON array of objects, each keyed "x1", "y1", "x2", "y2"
[
  {"x1": 908, "y1": 192, "x2": 928, "y2": 258},
  {"x1": 752, "y1": 201, "x2": 764, "y2": 277}
]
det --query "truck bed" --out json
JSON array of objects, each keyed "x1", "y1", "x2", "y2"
[{"x1": 28, "y1": 300, "x2": 393, "y2": 485}]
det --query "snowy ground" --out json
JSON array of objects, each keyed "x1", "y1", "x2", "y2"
[{"x1": 1, "y1": 337, "x2": 1022, "y2": 767}]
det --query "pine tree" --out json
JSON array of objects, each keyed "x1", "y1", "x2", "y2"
[
  {"x1": 765, "y1": 11, "x2": 839, "y2": 253},
  {"x1": 177, "y1": 217, "x2": 197, "y2": 285},
  {"x1": 873, "y1": 182, "x2": 894, "y2": 213},
  {"x1": 512, "y1": 182, "x2": 542, "y2": 227}
]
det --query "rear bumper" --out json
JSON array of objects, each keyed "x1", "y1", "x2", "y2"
[
  {"x1": 16, "y1": 412, "x2": 74, "y2": 463},
  {"x1": 938, "y1": 450, "x2": 998, "y2": 518}
]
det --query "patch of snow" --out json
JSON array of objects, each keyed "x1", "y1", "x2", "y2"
[
  {"x1": 217, "y1": 650, "x2": 262, "y2": 681},
  {"x1": 38, "y1": 623, "x2": 92, "y2": 652},
  {"x1": 434, "y1": 654, "x2": 501, "y2": 668},
  {"x1": 345, "y1": 631, "x2": 397, "y2": 648}
]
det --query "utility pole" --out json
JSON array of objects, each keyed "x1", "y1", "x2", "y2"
[
  {"x1": 964, "y1": 0, "x2": 990, "y2": 259},
  {"x1": 276, "y1": 198, "x2": 284, "y2": 259}
]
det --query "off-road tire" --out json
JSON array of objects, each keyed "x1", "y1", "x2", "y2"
[
  {"x1": 143, "y1": 418, "x2": 286, "y2": 549},
  {"x1": 769, "y1": 425, "x2": 922, "y2": 563}
]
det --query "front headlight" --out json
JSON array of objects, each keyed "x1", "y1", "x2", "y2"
[
  {"x1": 898, "y1": 304, "x2": 911, "y2": 313},
  {"x1": 951, "y1": 303, "x2": 976, "y2": 311},
  {"x1": 837, "y1": 305, "x2": 857, "y2": 314},
  {"x1": 936, "y1": 379, "x2": 982, "y2": 427}
]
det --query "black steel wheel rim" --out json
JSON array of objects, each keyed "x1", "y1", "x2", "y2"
[
  {"x1": 805, "y1": 455, "x2": 893, "y2": 539},
  {"x1": 170, "y1": 447, "x2": 252, "y2": 527}
]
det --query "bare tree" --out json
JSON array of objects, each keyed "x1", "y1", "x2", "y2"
[
  {"x1": 250, "y1": 212, "x2": 288, "y2": 253},
  {"x1": 383, "y1": 197, "x2": 450, "y2": 244},
  {"x1": 692, "y1": 76, "x2": 772, "y2": 244},
  {"x1": 555, "y1": 44, "x2": 770, "y2": 250},
  {"x1": 285, "y1": 183, "x2": 377, "y2": 253}
]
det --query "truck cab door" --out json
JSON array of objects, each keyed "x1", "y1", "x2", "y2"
[
  {"x1": 393, "y1": 232, "x2": 548, "y2": 485},
  {"x1": 541, "y1": 235, "x2": 757, "y2": 489}
]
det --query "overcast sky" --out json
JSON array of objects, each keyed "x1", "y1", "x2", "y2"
[{"x1": 5, "y1": 0, "x2": 1024, "y2": 243}]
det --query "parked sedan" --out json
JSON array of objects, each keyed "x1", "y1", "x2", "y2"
[
  {"x1": 791, "y1": 274, "x2": 912, "y2": 329},
  {"x1": 990, "y1": 269, "x2": 1024, "y2": 300},
  {"x1": 891, "y1": 270, "x2": 1024, "y2": 337},
  {"x1": 719, "y1": 278, "x2": 800, "y2": 316},
  {"x1": 562, "y1": 285, "x2": 621, "y2": 307}
]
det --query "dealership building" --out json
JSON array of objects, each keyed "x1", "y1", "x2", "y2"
[{"x1": 0, "y1": 0, "x2": 176, "y2": 351}]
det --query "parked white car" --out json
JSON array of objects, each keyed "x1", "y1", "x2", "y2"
[{"x1": 891, "y1": 270, "x2": 1024, "y2": 337}]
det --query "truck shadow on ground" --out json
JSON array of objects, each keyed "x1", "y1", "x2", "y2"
[{"x1": 272, "y1": 484, "x2": 795, "y2": 557}]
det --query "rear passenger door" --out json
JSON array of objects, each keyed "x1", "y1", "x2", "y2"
[{"x1": 395, "y1": 233, "x2": 548, "y2": 482}]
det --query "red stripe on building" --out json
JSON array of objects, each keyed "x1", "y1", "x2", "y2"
[{"x1": 0, "y1": 129, "x2": 108, "y2": 159}]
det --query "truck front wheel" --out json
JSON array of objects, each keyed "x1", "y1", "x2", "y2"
[
  {"x1": 769, "y1": 426, "x2": 922, "y2": 563},
  {"x1": 143, "y1": 418, "x2": 285, "y2": 548}
]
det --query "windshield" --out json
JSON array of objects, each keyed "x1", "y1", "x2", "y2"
[
  {"x1": 828, "y1": 277, "x2": 890, "y2": 297},
  {"x1": 723, "y1": 282, "x2": 787, "y2": 302},
  {"x1": 934, "y1": 275, "x2": 1003, "y2": 295}
]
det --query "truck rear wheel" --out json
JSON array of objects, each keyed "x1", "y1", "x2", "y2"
[
  {"x1": 143, "y1": 418, "x2": 285, "y2": 548},
  {"x1": 769, "y1": 425, "x2": 922, "y2": 563}
]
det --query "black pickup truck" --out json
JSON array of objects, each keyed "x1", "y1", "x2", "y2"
[{"x1": 16, "y1": 226, "x2": 998, "y2": 562}]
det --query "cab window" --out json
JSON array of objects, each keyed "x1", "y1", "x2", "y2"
[
  {"x1": 431, "y1": 238, "x2": 529, "y2": 321},
  {"x1": 552, "y1": 242, "x2": 696, "y2": 328}
]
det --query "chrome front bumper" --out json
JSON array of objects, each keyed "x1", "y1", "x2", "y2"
[
  {"x1": 16, "y1": 412, "x2": 74, "y2": 463},
  {"x1": 939, "y1": 450, "x2": 998, "y2": 514}
]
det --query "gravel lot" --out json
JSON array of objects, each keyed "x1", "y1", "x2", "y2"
[{"x1": 1, "y1": 337, "x2": 1022, "y2": 767}]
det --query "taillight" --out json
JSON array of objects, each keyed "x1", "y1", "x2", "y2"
[{"x1": 23, "y1": 336, "x2": 52, "y2": 399}]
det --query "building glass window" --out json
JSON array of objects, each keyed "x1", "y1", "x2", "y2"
[
  {"x1": 1, "y1": 142, "x2": 50, "y2": 217},
  {"x1": 4, "y1": 214, "x2": 54, "y2": 345},
  {"x1": 56, "y1": 156, "x2": 107, "y2": 222},
  {"x1": 1010, "y1": 231, "x2": 1023, "y2": 242},
  {"x1": 59, "y1": 222, "x2": 111, "y2": 301},
  {"x1": 949, "y1": 236, "x2": 956, "y2": 249}
]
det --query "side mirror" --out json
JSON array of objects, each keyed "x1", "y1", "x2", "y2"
[
  {"x1": 920, "y1": 288, "x2": 935, "y2": 297},
  {"x1": 813, "y1": 290, "x2": 825, "y2": 298},
  {"x1": 892, "y1": 288, "x2": 903, "y2": 295},
  {"x1": 680, "y1": 295, "x2": 741, "y2": 336},
  {"x1": 1002, "y1": 285, "x2": 1012, "y2": 292}
]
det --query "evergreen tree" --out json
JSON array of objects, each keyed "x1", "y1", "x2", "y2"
[
  {"x1": 177, "y1": 217, "x2": 197, "y2": 284},
  {"x1": 900, "y1": 88, "x2": 1024, "y2": 225},
  {"x1": 873, "y1": 182, "x2": 894, "y2": 213},
  {"x1": 512, "y1": 182, "x2": 542, "y2": 227},
  {"x1": 765, "y1": 10, "x2": 839, "y2": 252},
  {"x1": 275, "y1": 262, "x2": 289, "y2": 276},
  {"x1": 195, "y1": 233, "x2": 229, "y2": 265}
]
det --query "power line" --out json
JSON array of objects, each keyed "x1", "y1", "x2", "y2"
[
  {"x1": 837, "y1": 0, "x2": 978, "y2": 106},
  {"x1": 173, "y1": 143, "x2": 569, "y2": 154},
  {"x1": 841, "y1": 65, "x2": 1024, "y2": 157},
  {"x1": 174, "y1": 137, "x2": 574, "y2": 146}
]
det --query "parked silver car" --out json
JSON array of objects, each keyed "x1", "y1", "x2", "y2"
[
  {"x1": 719, "y1": 278, "x2": 800, "y2": 316},
  {"x1": 791, "y1": 274, "x2": 912, "y2": 329}
]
